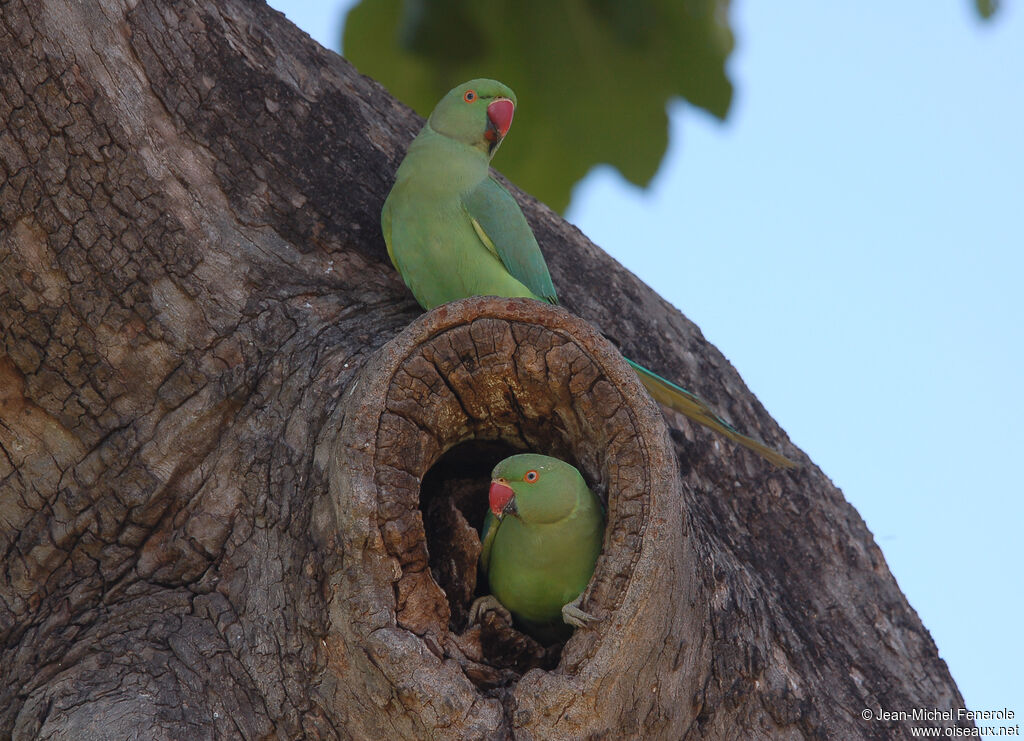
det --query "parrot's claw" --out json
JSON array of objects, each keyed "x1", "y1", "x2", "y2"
[
  {"x1": 561, "y1": 595, "x2": 598, "y2": 629},
  {"x1": 468, "y1": 595, "x2": 512, "y2": 627}
]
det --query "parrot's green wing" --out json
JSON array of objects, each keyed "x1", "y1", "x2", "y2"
[
  {"x1": 381, "y1": 194, "x2": 395, "y2": 266},
  {"x1": 479, "y1": 510, "x2": 499, "y2": 575},
  {"x1": 462, "y1": 177, "x2": 558, "y2": 304}
]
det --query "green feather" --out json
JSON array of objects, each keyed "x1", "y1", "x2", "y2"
[
  {"x1": 626, "y1": 359, "x2": 796, "y2": 468},
  {"x1": 463, "y1": 178, "x2": 558, "y2": 304},
  {"x1": 479, "y1": 509, "x2": 497, "y2": 575}
]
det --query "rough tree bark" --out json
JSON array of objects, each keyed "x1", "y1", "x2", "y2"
[{"x1": 0, "y1": 0, "x2": 968, "y2": 738}]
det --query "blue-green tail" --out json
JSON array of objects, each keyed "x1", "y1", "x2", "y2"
[{"x1": 625, "y1": 359, "x2": 797, "y2": 469}]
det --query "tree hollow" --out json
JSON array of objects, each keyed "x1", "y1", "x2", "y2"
[{"x1": 316, "y1": 296, "x2": 702, "y2": 738}]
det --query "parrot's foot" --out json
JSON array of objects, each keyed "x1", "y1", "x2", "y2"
[
  {"x1": 561, "y1": 594, "x2": 598, "y2": 629},
  {"x1": 468, "y1": 595, "x2": 512, "y2": 627}
]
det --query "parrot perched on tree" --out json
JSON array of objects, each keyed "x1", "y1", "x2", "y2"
[
  {"x1": 382, "y1": 78, "x2": 795, "y2": 469},
  {"x1": 471, "y1": 454, "x2": 604, "y2": 643}
]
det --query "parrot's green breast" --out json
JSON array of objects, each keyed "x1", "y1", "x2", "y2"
[
  {"x1": 484, "y1": 500, "x2": 603, "y2": 640},
  {"x1": 385, "y1": 181, "x2": 539, "y2": 310}
]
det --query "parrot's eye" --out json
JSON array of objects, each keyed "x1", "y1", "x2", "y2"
[
  {"x1": 523, "y1": 470, "x2": 539, "y2": 483},
  {"x1": 463, "y1": 90, "x2": 476, "y2": 103}
]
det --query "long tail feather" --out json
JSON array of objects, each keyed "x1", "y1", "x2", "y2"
[{"x1": 625, "y1": 359, "x2": 797, "y2": 469}]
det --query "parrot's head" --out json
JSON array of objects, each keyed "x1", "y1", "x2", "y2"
[
  {"x1": 428, "y1": 78, "x2": 517, "y2": 157},
  {"x1": 488, "y1": 454, "x2": 586, "y2": 525}
]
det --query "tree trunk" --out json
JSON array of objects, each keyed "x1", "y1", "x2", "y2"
[{"x1": 0, "y1": 0, "x2": 968, "y2": 738}]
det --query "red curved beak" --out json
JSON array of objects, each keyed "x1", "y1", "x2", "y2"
[
  {"x1": 486, "y1": 98, "x2": 514, "y2": 140},
  {"x1": 488, "y1": 480, "x2": 515, "y2": 518}
]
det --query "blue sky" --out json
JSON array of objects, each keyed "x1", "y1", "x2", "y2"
[{"x1": 270, "y1": 0, "x2": 1022, "y2": 725}]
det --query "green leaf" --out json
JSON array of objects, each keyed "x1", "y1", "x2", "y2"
[
  {"x1": 974, "y1": 0, "x2": 999, "y2": 20},
  {"x1": 343, "y1": 0, "x2": 734, "y2": 212}
]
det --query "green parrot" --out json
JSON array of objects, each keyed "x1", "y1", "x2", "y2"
[
  {"x1": 471, "y1": 454, "x2": 604, "y2": 643},
  {"x1": 382, "y1": 78, "x2": 796, "y2": 469}
]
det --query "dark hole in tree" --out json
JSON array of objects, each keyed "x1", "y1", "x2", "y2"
[{"x1": 420, "y1": 439, "x2": 597, "y2": 688}]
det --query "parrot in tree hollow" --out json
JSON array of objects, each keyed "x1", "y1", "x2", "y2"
[
  {"x1": 472, "y1": 454, "x2": 604, "y2": 643},
  {"x1": 381, "y1": 78, "x2": 796, "y2": 469}
]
